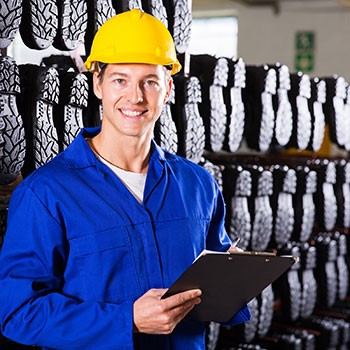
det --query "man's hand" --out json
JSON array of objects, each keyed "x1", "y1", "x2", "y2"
[
  {"x1": 228, "y1": 237, "x2": 242, "y2": 253},
  {"x1": 133, "y1": 288, "x2": 202, "y2": 334},
  {"x1": 228, "y1": 246, "x2": 243, "y2": 253}
]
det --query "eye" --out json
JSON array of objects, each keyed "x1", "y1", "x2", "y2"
[
  {"x1": 114, "y1": 78, "x2": 126, "y2": 85},
  {"x1": 145, "y1": 79, "x2": 158, "y2": 87}
]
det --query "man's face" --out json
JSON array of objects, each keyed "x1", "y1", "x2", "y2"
[{"x1": 93, "y1": 63, "x2": 172, "y2": 140}]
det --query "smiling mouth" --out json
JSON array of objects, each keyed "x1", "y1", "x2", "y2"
[{"x1": 120, "y1": 109, "x2": 146, "y2": 117}]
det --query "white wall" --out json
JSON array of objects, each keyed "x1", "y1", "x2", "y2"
[{"x1": 193, "y1": 0, "x2": 350, "y2": 80}]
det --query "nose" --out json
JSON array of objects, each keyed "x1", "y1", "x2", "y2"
[{"x1": 126, "y1": 82, "x2": 144, "y2": 104}]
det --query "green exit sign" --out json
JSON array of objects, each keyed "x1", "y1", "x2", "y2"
[
  {"x1": 295, "y1": 31, "x2": 315, "y2": 50},
  {"x1": 295, "y1": 53, "x2": 314, "y2": 73},
  {"x1": 295, "y1": 31, "x2": 315, "y2": 73}
]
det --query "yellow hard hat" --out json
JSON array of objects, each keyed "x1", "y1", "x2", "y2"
[{"x1": 84, "y1": 9, "x2": 181, "y2": 75}]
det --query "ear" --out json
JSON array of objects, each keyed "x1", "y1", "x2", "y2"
[
  {"x1": 163, "y1": 77, "x2": 173, "y2": 104},
  {"x1": 93, "y1": 73, "x2": 102, "y2": 100}
]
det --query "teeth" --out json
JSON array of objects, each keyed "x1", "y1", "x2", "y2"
[{"x1": 121, "y1": 110, "x2": 143, "y2": 117}]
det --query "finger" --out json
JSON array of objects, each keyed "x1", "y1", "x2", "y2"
[
  {"x1": 228, "y1": 247, "x2": 237, "y2": 252},
  {"x1": 171, "y1": 297, "x2": 201, "y2": 323},
  {"x1": 163, "y1": 289, "x2": 202, "y2": 309},
  {"x1": 228, "y1": 247, "x2": 244, "y2": 253},
  {"x1": 171, "y1": 295, "x2": 201, "y2": 318},
  {"x1": 149, "y1": 288, "x2": 169, "y2": 297}
]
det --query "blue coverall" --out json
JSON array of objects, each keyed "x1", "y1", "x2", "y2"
[{"x1": 0, "y1": 127, "x2": 250, "y2": 349}]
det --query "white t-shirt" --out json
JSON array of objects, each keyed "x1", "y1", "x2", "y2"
[{"x1": 96, "y1": 155, "x2": 147, "y2": 204}]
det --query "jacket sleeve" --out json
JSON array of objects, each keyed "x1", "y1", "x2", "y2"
[
  {"x1": 221, "y1": 305, "x2": 251, "y2": 326},
  {"x1": 205, "y1": 181, "x2": 251, "y2": 325},
  {"x1": 0, "y1": 183, "x2": 134, "y2": 350}
]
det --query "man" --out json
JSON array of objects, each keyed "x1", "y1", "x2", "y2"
[{"x1": 0, "y1": 9, "x2": 250, "y2": 349}]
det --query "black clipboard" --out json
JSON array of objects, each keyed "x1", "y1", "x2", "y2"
[{"x1": 162, "y1": 251, "x2": 297, "y2": 322}]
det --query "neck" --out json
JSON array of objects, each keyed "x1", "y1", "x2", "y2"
[{"x1": 88, "y1": 135, "x2": 151, "y2": 174}]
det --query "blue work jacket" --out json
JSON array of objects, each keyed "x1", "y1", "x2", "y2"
[{"x1": 0, "y1": 127, "x2": 250, "y2": 349}]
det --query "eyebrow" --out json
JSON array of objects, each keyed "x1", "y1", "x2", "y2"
[
  {"x1": 106, "y1": 72, "x2": 162, "y2": 80},
  {"x1": 107, "y1": 72, "x2": 127, "y2": 77}
]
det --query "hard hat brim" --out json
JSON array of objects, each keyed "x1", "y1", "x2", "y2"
[{"x1": 84, "y1": 57, "x2": 182, "y2": 76}]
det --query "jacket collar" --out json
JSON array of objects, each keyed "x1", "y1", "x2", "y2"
[{"x1": 64, "y1": 127, "x2": 166, "y2": 169}]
